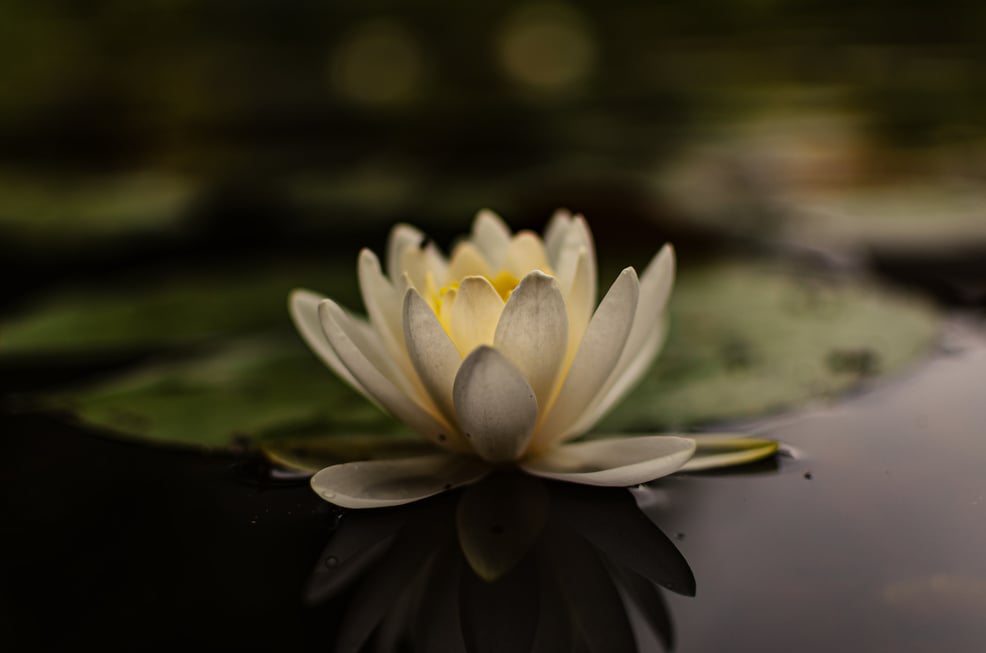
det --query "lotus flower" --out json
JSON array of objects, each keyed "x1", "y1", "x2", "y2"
[{"x1": 290, "y1": 210, "x2": 774, "y2": 508}]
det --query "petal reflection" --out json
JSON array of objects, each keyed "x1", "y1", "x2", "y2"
[{"x1": 307, "y1": 473, "x2": 694, "y2": 652}]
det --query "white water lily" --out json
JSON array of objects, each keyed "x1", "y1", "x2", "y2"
[{"x1": 291, "y1": 210, "x2": 770, "y2": 508}]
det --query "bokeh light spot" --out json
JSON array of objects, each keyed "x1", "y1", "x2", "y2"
[
  {"x1": 497, "y1": 3, "x2": 596, "y2": 91},
  {"x1": 329, "y1": 20, "x2": 425, "y2": 106}
]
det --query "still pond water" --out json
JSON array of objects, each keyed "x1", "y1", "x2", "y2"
[{"x1": 4, "y1": 324, "x2": 986, "y2": 652}]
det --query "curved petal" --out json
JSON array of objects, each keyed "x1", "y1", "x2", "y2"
[
  {"x1": 551, "y1": 216, "x2": 596, "y2": 306},
  {"x1": 315, "y1": 287, "x2": 420, "y2": 402},
  {"x1": 544, "y1": 208, "x2": 573, "y2": 265},
  {"x1": 403, "y1": 288, "x2": 464, "y2": 433},
  {"x1": 678, "y1": 435, "x2": 779, "y2": 472},
  {"x1": 358, "y1": 249, "x2": 404, "y2": 355},
  {"x1": 493, "y1": 271, "x2": 568, "y2": 411},
  {"x1": 448, "y1": 242, "x2": 493, "y2": 281},
  {"x1": 311, "y1": 454, "x2": 490, "y2": 509},
  {"x1": 567, "y1": 245, "x2": 675, "y2": 434},
  {"x1": 358, "y1": 249, "x2": 431, "y2": 402},
  {"x1": 532, "y1": 268, "x2": 640, "y2": 450},
  {"x1": 387, "y1": 223, "x2": 425, "y2": 280},
  {"x1": 503, "y1": 231, "x2": 552, "y2": 278},
  {"x1": 289, "y1": 289, "x2": 368, "y2": 397},
  {"x1": 401, "y1": 241, "x2": 449, "y2": 293},
  {"x1": 453, "y1": 346, "x2": 539, "y2": 463},
  {"x1": 567, "y1": 318, "x2": 668, "y2": 437},
  {"x1": 471, "y1": 209, "x2": 512, "y2": 269},
  {"x1": 318, "y1": 299, "x2": 460, "y2": 450},
  {"x1": 560, "y1": 248, "x2": 594, "y2": 364},
  {"x1": 449, "y1": 276, "x2": 504, "y2": 357},
  {"x1": 520, "y1": 436, "x2": 695, "y2": 487}
]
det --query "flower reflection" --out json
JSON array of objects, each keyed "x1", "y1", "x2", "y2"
[{"x1": 306, "y1": 472, "x2": 693, "y2": 652}]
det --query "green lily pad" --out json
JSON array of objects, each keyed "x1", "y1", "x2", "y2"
[
  {"x1": 0, "y1": 261, "x2": 355, "y2": 358},
  {"x1": 42, "y1": 261, "x2": 937, "y2": 451},
  {"x1": 597, "y1": 262, "x2": 938, "y2": 431},
  {"x1": 47, "y1": 337, "x2": 402, "y2": 449}
]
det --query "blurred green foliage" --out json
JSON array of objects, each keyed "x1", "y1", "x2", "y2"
[
  {"x1": 0, "y1": 261, "x2": 355, "y2": 356},
  {"x1": 2, "y1": 0, "x2": 985, "y2": 176}
]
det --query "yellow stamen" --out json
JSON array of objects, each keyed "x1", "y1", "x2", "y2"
[{"x1": 489, "y1": 270, "x2": 521, "y2": 301}]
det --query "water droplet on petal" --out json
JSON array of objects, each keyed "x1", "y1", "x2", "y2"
[{"x1": 325, "y1": 556, "x2": 339, "y2": 569}]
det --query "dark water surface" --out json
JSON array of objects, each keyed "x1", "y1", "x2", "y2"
[
  {"x1": 4, "y1": 328, "x2": 986, "y2": 652},
  {"x1": 652, "y1": 331, "x2": 986, "y2": 653}
]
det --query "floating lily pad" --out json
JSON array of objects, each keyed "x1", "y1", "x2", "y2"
[
  {"x1": 47, "y1": 337, "x2": 402, "y2": 449},
  {"x1": 0, "y1": 261, "x2": 355, "y2": 358},
  {"x1": 597, "y1": 262, "x2": 938, "y2": 431},
  {"x1": 42, "y1": 261, "x2": 937, "y2": 451}
]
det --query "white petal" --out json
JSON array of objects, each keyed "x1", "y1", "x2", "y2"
[
  {"x1": 403, "y1": 288, "x2": 464, "y2": 432},
  {"x1": 567, "y1": 319, "x2": 668, "y2": 436},
  {"x1": 551, "y1": 215, "x2": 596, "y2": 302},
  {"x1": 401, "y1": 241, "x2": 449, "y2": 292},
  {"x1": 289, "y1": 289, "x2": 368, "y2": 397},
  {"x1": 567, "y1": 245, "x2": 675, "y2": 434},
  {"x1": 452, "y1": 346, "x2": 539, "y2": 463},
  {"x1": 318, "y1": 299, "x2": 461, "y2": 450},
  {"x1": 358, "y1": 249, "x2": 404, "y2": 353},
  {"x1": 325, "y1": 266, "x2": 426, "y2": 404},
  {"x1": 520, "y1": 436, "x2": 695, "y2": 486},
  {"x1": 532, "y1": 267, "x2": 640, "y2": 450},
  {"x1": 358, "y1": 249, "x2": 428, "y2": 398},
  {"x1": 560, "y1": 247, "x2": 594, "y2": 364},
  {"x1": 471, "y1": 209, "x2": 512, "y2": 269},
  {"x1": 493, "y1": 271, "x2": 568, "y2": 411},
  {"x1": 503, "y1": 231, "x2": 552, "y2": 278},
  {"x1": 449, "y1": 276, "x2": 504, "y2": 357},
  {"x1": 386, "y1": 223, "x2": 425, "y2": 280},
  {"x1": 544, "y1": 208, "x2": 573, "y2": 264},
  {"x1": 311, "y1": 454, "x2": 490, "y2": 508},
  {"x1": 678, "y1": 435, "x2": 779, "y2": 472},
  {"x1": 447, "y1": 242, "x2": 493, "y2": 281}
]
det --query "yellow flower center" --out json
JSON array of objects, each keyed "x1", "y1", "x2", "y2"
[{"x1": 425, "y1": 270, "x2": 522, "y2": 337}]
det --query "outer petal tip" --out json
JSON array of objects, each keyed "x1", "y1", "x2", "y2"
[
  {"x1": 678, "y1": 435, "x2": 780, "y2": 472},
  {"x1": 452, "y1": 346, "x2": 539, "y2": 463},
  {"x1": 521, "y1": 435, "x2": 695, "y2": 487},
  {"x1": 311, "y1": 454, "x2": 490, "y2": 509}
]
